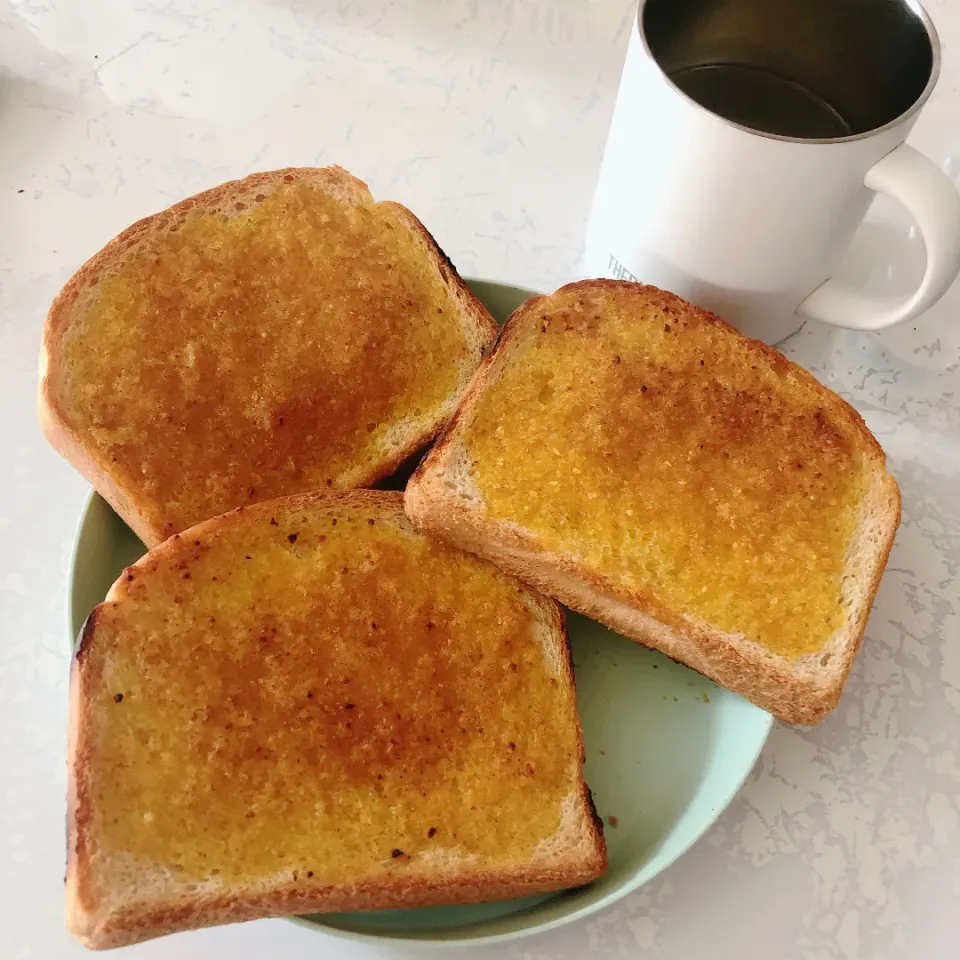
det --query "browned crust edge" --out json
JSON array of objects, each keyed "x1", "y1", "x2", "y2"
[
  {"x1": 67, "y1": 490, "x2": 605, "y2": 949},
  {"x1": 70, "y1": 864, "x2": 604, "y2": 950},
  {"x1": 378, "y1": 199, "x2": 499, "y2": 348},
  {"x1": 39, "y1": 167, "x2": 497, "y2": 548},
  {"x1": 404, "y1": 280, "x2": 902, "y2": 726}
]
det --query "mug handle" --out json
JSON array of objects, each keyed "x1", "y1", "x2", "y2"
[{"x1": 797, "y1": 144, "x2": 960, "y2": 330}]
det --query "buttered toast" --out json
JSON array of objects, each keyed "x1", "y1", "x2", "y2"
[
  {"x1": 67, "y1": 491, "x2": 605, "y2": 950},
  {"x1": 405, "y1": 281, "x2": 901, "y2": 725},
  {"x1": 40, "y1": 167, "x2": 497, "y2": 547}
]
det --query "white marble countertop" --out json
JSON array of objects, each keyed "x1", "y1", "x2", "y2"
[{"x1": 3, "y1": 1, "x2": 959, "y2": 958}]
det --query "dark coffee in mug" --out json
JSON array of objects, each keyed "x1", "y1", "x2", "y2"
[{"x1": 642, "y1": 0, "x2": 935, "y2": 139}]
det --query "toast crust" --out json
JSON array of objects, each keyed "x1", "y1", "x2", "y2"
[
  {"x1": 67, "y1": 491, "x2": 605, "y2": 949},
  {"x1": 68, "y1": 863, "x2": 599, "y2": 951},
  {"x1": 405, "y1": 281, "x2": 902, "y2": 725},
  {"x1": 40, "y1": 168, "x2": 497, "y2": 548}
]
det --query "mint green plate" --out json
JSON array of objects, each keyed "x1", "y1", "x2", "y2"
[{"x1": 67, "y1": 279, "x2": 773, "y2": 947}]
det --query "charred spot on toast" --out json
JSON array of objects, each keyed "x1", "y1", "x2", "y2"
[
  {"x1": 74, "y1": 607, "x2": 103, "y2": 661},
  {"x1": 585, "y1": 786, "x2": 604, "y2": 836}
]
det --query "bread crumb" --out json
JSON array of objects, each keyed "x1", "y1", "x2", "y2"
[{"x1": 607, "y1": 815, "x2": 618, "y2": 827}]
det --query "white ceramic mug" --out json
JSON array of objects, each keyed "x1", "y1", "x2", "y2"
[{"x1": 582, "y1": 0, "x2": 960, "y2": 343}]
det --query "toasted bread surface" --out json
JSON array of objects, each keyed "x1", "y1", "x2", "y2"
[
  {"x1": 67, "y1": 491, "x2": 604, "y2": 949},
  {"x1": 40, "y1": 167, "x2": 496, "y2": 547},
  {"x1": 405, "y1": 281, "x2": 901, "y2": 724}
]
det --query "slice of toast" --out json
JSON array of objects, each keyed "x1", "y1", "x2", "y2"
[
  {"x1": 67, "y1": 491, "x2": 605, "y2": 950},
  {"x1": 39, "y1": 167, "x2": 497, "y2": 547},
  {"x1": 404, "y1": 281, "x2": 901, "y2": 725}
]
